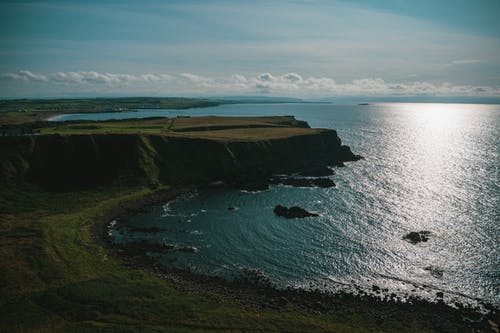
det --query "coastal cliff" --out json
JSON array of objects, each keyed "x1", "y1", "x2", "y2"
[{"x1": 0, "y1": 117, "x2": 360, "y2": 190}]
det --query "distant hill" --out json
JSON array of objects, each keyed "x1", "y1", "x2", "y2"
[{"x1": 216, "y1": 96, "x2": 304, "y2": 103}]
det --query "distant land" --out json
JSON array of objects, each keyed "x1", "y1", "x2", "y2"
[
  {"x1": 0, "y1": 97, "x2": 311, "y2": 125},
  {"x1": 0, "y1": 97, "x2": 231, "y2": 125},
  {"x1": 215, "y1": 96, "x2": 304, "y2": 103},
  {"x1": 316, "y1": 95, "x2": 500, "y2": 104}
]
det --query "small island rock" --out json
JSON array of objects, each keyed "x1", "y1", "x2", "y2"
[
  {"x1": 274, "y1": 205, "x2": 319, "y2": 219},
  {"x1": 403, "y1": 231, "x2": 432, "y2": 244}
]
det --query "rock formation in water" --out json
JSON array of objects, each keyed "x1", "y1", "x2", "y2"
[
  {"x1": 403, "y1": 231, "x2": 432, "y2": 244},
  {"x1": 274, "y1": 205, "x2": 318, "y2": 218}
]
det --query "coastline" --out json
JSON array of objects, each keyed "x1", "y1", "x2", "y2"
[
  {"x1": 2, "y1": 113, "x2": 498, "y2": 332},
  {"x1": 97, "y1": 185, "x2": 499, "y2": 333}
]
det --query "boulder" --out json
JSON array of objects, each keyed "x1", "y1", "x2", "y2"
[
  {"x1": 274, "y1": 205, "x2": 318, "y2": 219},
  {"x1": 403, "y1": 231, "x2": 432, "y2": 244}
]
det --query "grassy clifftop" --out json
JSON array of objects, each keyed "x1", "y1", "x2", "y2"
[
  {"x1": 1, "y1": 116, "x2": 359, "y2": 191},
  {"x1": 38, "y1": 116, "x2": 315, "y2": 140}
]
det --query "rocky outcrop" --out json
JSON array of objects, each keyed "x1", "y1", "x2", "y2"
[
  {"x1": 269, "y1": 177, "x2": 335, "y2": 188},
  {"x1": 403, "y1": 231, "x2": 432, "y2": 244},
  {"x1": 298, "y1": 166, "x2": 334, "y2": 177},
  {"x1": 274, "y1": 205, "x2": 318, "y2": 218}
]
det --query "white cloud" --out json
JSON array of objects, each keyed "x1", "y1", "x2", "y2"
[
  {"x1": 1, "y1": 70, "x2": 499, "y2": 98},
  {"x1": 1, "y1": 70, "x2": 173, "y2": 85},
  {"x1": 180, "y1": 73, "x2": 213, "y2": 82},
  {"x1": 0, "y1": 70, "x2": 48, "y2": 82},
  {"x1": 446, "y1": 59, "x2": 481, "y2": 66},
  {"x1": 283, "y1": 73, "x2": 303, "y2": 82}
]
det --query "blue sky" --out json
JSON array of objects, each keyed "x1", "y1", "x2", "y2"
[{"x1": 0, "y1": 0, "x2": 499, "y2": 98}]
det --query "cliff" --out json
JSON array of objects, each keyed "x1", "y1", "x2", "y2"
[{"x1": 0, "y1": 117, "x2": 360, "y2": 191}]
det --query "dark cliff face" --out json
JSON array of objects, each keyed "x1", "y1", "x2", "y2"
[{"x1": 0, "y1": 130, "x2": 360, "y2": 191}]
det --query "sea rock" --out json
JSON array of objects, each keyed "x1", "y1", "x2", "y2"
[
  {"x1": 269, "y1": 177, "x2": 335, "y2": 188},
  {"x1": 274, "y1": 205, "x2": 318, "y2": 219},
  {"x1": 403, "y1": 231, "x2": 432, "y2": 244},
  {"x1": 239, "y1": 268, "x2": 273, "y2": 287}
]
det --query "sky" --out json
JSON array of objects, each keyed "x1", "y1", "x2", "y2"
[{"x1": 0, "y1": 0, "x2": 499, "y2": 99}]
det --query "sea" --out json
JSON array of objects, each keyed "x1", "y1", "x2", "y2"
[{"x1": 54, "y1": 102, "x2": 499, "y2": 306}]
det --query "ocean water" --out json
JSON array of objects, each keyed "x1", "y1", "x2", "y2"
[{"x1": 91, "y1": 102, "x2": 499, "y2": 305}]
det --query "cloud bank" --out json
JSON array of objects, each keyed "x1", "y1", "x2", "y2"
[{"x1": 1, "y1": 70, "x2": 499, "y2": 98}]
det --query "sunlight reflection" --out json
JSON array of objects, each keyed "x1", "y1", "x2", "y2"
[
  {"x1": 383, "y1": 104, "x2": 471, "y2": 265},
  {"x1": 404, "y1": 103, "x2": 465, "y2": 130}
]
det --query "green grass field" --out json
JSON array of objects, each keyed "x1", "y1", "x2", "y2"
[{"x1": 38, "y1": 116, "x2": 321, "y2": 141}]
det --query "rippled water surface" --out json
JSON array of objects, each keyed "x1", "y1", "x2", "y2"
[{"x1": 97, "y1": 103, "x2": 499, "y2": 305}]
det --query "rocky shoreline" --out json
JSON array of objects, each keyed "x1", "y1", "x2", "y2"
[{"x1": 95, "y1": 186, "x2": 499, "y2": 333}]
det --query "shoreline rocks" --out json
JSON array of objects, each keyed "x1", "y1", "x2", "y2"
[
  {"x1": 238, "y1": 181, "x2": 269, "y2": 192},
  {"x1": 269, "y1": 177, "x2": 335, "y2": 188},
  {"x1": 298, "y1": 166, "x2": 335, "y2": 177}
]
